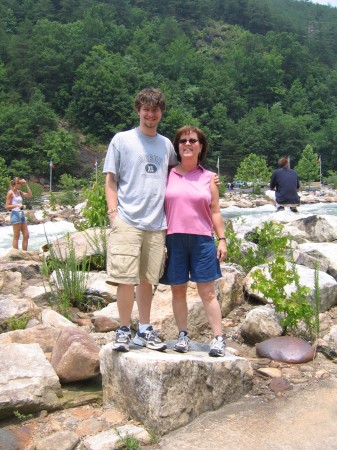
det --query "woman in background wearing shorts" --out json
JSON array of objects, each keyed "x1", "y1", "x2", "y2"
[
  {"x1": 160, "y1": 126, "x2": 227, "y2": 357},
  {"x1": 6, "y1": 177, "x2": 32, "y2": 251}
]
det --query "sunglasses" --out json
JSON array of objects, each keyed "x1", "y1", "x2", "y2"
[{"x1": 179, "y1": 138, "x2": 199, "y2": 144}]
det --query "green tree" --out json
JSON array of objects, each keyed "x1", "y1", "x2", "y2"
[
  {"x1": 0, "y1": 156, "x2": 10, "y2": 206},
  {"x1": 43, "y1": 128, "x2": 78, "y2": 176},
  {"x1": 234, "y1": 153, "x2": 271, "y2": 193},
  {"x1": 68, "y1": 45, "x2": 141, "y2": 140},
  {"x1": 295, "y1": 144, "x2": 320, "y2": 185}
]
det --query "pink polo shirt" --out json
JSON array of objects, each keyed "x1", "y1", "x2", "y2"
[{"x1": 164, "y1": 165, "x2": 214, "y2": 236}]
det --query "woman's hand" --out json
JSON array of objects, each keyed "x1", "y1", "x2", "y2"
[{"x1": 217, "y1": 240, "x2": 227, "y2": 261}]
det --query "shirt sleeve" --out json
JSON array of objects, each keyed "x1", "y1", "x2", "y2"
[{"x1": 102, "y1": 137, "x2": 120, "y2": 181}]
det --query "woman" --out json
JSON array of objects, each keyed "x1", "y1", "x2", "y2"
[
  {"x1": 160, "y1": 126, "x2": 227, "y2": 357},
  {"x1": 6, "y1": 177, "x2": 32, "y2": 251}
]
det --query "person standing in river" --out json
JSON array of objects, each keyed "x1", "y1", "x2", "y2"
[{"x1": 5, "y1": 177, "x2": 33, "y2": 251}]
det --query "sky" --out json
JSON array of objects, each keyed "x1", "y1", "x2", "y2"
[{"x1": 309, "y1": 0, "x2": 337, "y2": 6}]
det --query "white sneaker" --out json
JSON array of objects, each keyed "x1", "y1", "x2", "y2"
[
  {"x1": 133, "y1": 326, "x2": 167, "y2": 351},
  {"x1": 112, "y1": 327, "x2": 131, "y2": 352},
  {"x1": 174, "y1": 332, "x2": 190, "y2": 353},
  {"x1": 209, "y1": 336, "x2": 226, "y2": 357}
]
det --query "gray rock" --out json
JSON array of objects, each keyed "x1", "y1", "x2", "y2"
[
  {"x1": 34, "y1": 431, "x2": 79, "y2": 450},
  {"x1": 100, "y1": 344, "x2": 253, "y2": 435},
  {"x1": 296, "y1": 242, "x2": 337, "y2": 280},
  {"x1": 216, "y1": 263, "x2": 245, "y2": 317},
  {"x1": 0, "y1": 270, "x2": 22, "y2": 295},
  {"x1": 240, "y1": 306, "x2": 283, "y2": 344},
  {"x1": 0, "y1": 324, "x2": 61, "y2": 352},
  {"x1": 283, "y1": 215, "x2": 337, "y2": 244},
  {"x1": 0, "y1": 343, "x2": 61, "y2": 419},
  {"x1": 0, "y1": 296, "x2": 40, "y2": 329}
]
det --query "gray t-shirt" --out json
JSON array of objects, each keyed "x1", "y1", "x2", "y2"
[{"x1": 103, "y1": 127, "x2": 177, "y2": 230}]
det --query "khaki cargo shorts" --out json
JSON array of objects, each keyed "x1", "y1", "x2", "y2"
[{"x1": 106, "y1": 216, "x2": 166, "y2": 285}]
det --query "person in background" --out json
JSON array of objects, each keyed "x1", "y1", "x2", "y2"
[
  {"x1": 160, "y1": 126, "x2": 227, "y2": 357},
  {"x1": 5, "y1": 177, "x2": 33, "y2": 251},
  {"x1": 270, "y1": 157, "x2": 300, "y2": 213},
  {"x1": 103, "y1": 87, "x2": 177, "y2": 353}
]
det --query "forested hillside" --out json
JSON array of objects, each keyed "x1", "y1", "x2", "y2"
[{"x1": 1, "y1": 0, "x2": 337, "y2": 183}]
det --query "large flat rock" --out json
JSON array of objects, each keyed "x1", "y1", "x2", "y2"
[
  {"x1": 100, "y1": 342, "x2": 253, "y2": 435},
  {"x1": 0, "y1": 343, "x2": 62, "y2": 419}
]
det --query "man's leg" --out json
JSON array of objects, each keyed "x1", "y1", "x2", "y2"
[
  {"x1": 112, "y1": 284, "x2": 135, "y2": 352},
  {"x1": 117, "y1": 284, "x2": 135, "y2": 328},
  {"x1": 136, "y1": 280, "x2": 153, "y2": 324}
]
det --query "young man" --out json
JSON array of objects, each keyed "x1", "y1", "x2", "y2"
[
  {"x1": 103, "y1": 87, "x2": 177, "y2": 352},
  {"x1": 270, "y1": 157, "x2": 301, "y2": 213}
]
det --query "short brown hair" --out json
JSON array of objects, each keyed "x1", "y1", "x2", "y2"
[
  {"x1": 134, "y1": 87, "x2": 166, "y2": 112},
  {"x1": 173, "y1": 126, "x2": 209, "y2": 163},
  {"x1": 278, "y1": 157, "x2": 289, "y2": 168}
]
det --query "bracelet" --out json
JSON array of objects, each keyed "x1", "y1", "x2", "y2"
[
  {"x1": 108, "y1": 208, "x2": 118, "y2": 214},
  {"x1": 218, "y1": 237, "x2": 226, "y2": 241}
]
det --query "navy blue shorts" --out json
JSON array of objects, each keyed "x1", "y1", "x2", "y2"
[{"x1": 159, "y1": 233, "x2": 222, "y2": 285}]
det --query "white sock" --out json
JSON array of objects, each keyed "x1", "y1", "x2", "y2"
[{"x1": 139, "y1": 323, "x2": 151, "y2": 333}]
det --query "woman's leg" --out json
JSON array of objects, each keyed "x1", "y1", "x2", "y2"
[
  {"x1": 12, "y1": 223, "x2": 21, "y2": 249},
  {"x1": 197, "y1": 281, "x2": 222, "y2": 336},
  {"x1": 171, "y1": 284, "x2": 188, "y2": 332},
  {"x1": 21, "y1": 222, "x2": 29, "y2": 251}
]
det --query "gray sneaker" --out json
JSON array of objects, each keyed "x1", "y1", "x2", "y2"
[
  {"x1": 133, "y1": 326, "x2": 167, "y2": 351},
  {"x1": 174, "y1": 332, "x2": 190, "y2": 353},
  {"x1": 209, "y1": 336, "x2": 226, "y2": 357},
  {"x1": 112, "y1": 326, "x2": 131, "y2": 352}
]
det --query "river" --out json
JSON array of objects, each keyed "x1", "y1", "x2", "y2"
[{"x1": 0, "y1": 202, "x2": 337, "y2": 257}]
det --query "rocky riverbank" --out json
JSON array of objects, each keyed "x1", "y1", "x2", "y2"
[{"x1": 1, "y1": 201, "x2": 337, "y2": 449}]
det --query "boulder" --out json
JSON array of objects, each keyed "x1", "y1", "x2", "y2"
[
  {"x1": 0, "y1": 343, "x2": 62, "y2": 419},
  {"x1": 100, "y1": 344, "x2": 253, "y2": 435},
  {"x1": 1, "y1": 248, "x2": 42, "y2": 263},
  {"x1": 240, "y1": 306, "x2": 283, "y2": 344},
  {"x1": 0, "y1": 296, "x2": 40, "y2": 329},
  {"x1": 0, "y1": 260, "x2": 41, "y2": 279},
  {"x1": 0, "y1": 270, "x2": 22, "y2": 295},
  {"x1": 47, "y1": 228, "x2": 109, "y2": 261},
  {"x1": 41, "y1": 308, "x2": 77, "y2": 328},
  {"x1": 283, "y1": 215, "x2": 337, "y2": 244},
  {"x1": 295, "y1": 243, "x2": 337, "y2": 280},
  {"x1": 0, "y1": 324, "x2": 61, "y2": 352},
  {"x1": 216, "y1": 263, "x2": 245, "y2": 316},
  {"x1": 51, "y1": 327, "x2": 100, "y2": 382},
  {"x1": 256, "y1": 336, "x2": 315, "y2": 363}
]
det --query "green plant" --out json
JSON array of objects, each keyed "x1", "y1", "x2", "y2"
[
  {"x1": 147, "y1": 428, "x2": 161, "y2": 445},
  {"x1": 251, "y1": 252, "x2": 314, "y2": 335},
  {"x1": 13, "y1": 410, "x2": 33, "y2": 421},
  {"x1": 22, "y1": 182, "x2": 44, "y2": 209},
  {"x1": 4, "y1": 313, "x2": 30, "y2": 331},
  {"x1": 49, "y1": 191, "x2": 58, "y2": 211},
  {"x1": 42, "y1": 233, "x2": 89, "y2": 314},
  {"x1": 225, "y1": 220, "x2": 288, "y2": 273},
  {"x1": 115, "y1": 430, "x2": 140, "y2": 450},
  {"x1": 75, "y1": 181, "x2": 108, "y2": 230},
  {"x1": 81, "y1": 227, "x2": 107, "y2": 271},
  {"x1": 313, "y1": 263, "x2": 321, "y2": 338},
  {"x1": 57, "y1": 173, "x2": 82, "y2": 207}
]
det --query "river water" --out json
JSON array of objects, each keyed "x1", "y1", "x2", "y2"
[{"x1": 0, "y1": 202, "x2": 337, "y2": 257}]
